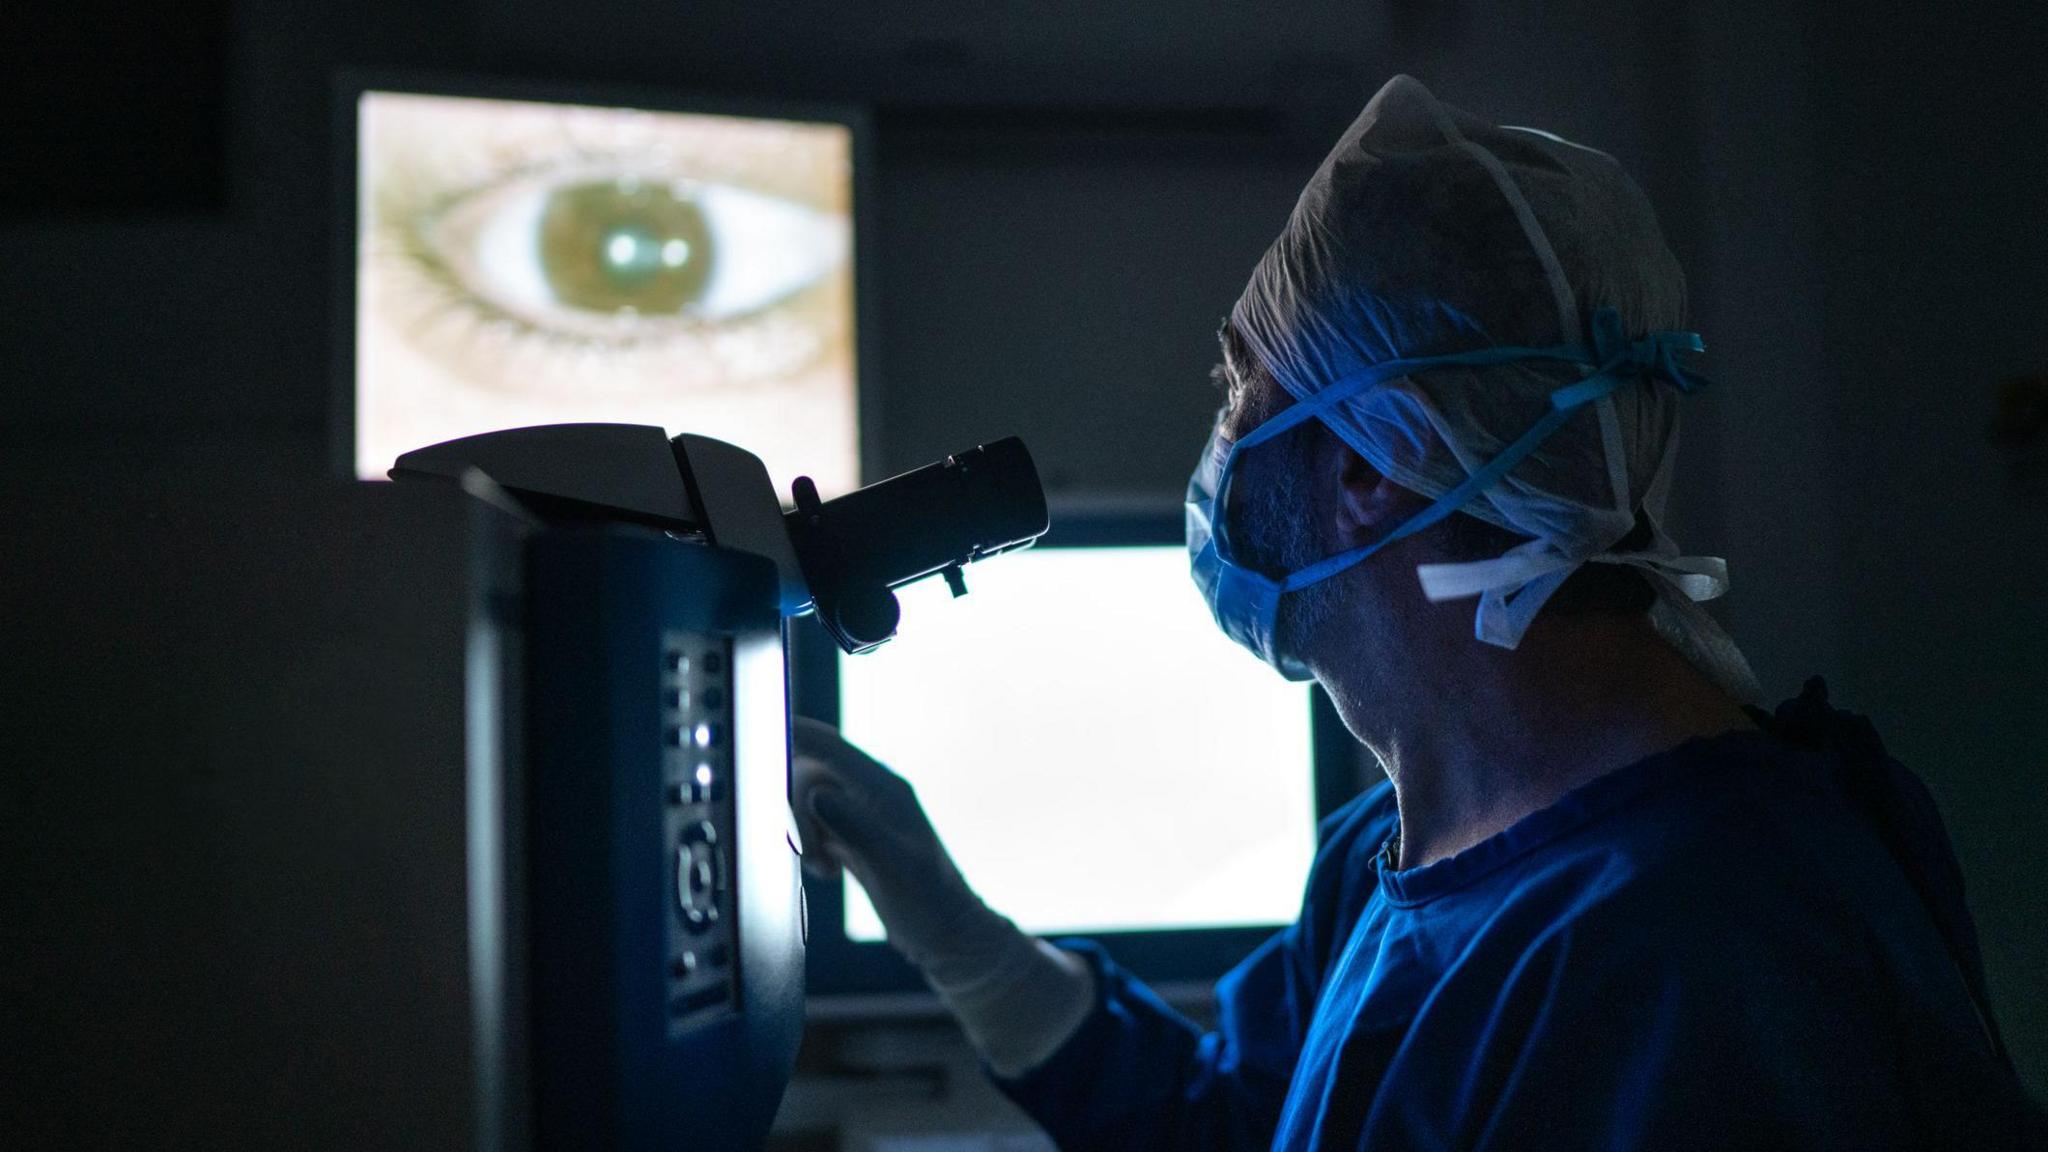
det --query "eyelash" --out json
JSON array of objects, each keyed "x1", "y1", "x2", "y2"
[
  {"x1": 365, "y1": 147, "x2": 850, "y2": 403},
  {"x1": 382, "y1": 153, "x2": 703, "y2": 352}
]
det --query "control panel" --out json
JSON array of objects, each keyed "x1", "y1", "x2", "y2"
[
  {"x1": 493, "y1": 523, "x2": 804, "y2": 1151},
  {"x1": 662, "y1": 629, "x2": 737, "y2": 1033}
]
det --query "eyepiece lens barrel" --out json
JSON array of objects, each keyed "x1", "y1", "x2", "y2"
[{"x1": 783, "y1": 436, "x2": 1048, "y2": 652}]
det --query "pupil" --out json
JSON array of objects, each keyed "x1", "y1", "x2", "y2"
[{"x1": 537, "y1": 181, "x2": 715, "y2": 315}]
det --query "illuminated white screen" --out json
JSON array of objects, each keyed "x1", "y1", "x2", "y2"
[
  {"x1": 838, "y1": 545, "x2": 1317, "y2": 940},
  {"x1": 355, "y1": 90, "x2": 858, "y2": 495}
]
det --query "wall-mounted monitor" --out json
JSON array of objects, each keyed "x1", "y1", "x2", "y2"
[
  {"x1": 796, "y1": 515, "x2": 1362, "y2": 1007},
  {"x1": 339, "y1": 77, "x2": 869, "y2": 497}
]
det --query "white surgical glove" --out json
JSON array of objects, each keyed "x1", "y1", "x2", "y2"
[{"x1": 791, "y1": 717, "x2": 1095, "y2": 1076}]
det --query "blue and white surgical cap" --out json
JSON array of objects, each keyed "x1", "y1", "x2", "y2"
[{"x1": 1230, "y1": 75, "x2": 1759, "y2": 700}]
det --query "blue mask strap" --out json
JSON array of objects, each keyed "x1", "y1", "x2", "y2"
[
  {"x1": 1213, "y1": 344, "x2": 1573, "y2": 565},
  {"x1": 1234, "y1": 343, "x2": 1576, "y2": 453},
  {"x1": 1277, "y1": 345, "x2": 1698, "y2": 592},
  {"x1": 1216, "y1": 308, "x2": 1709, "y2": 582},
  {"x1": 1274, "y1": 381, "x2": 1594, "y2": 590}
]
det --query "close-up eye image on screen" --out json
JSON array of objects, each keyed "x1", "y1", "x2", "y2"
[{"x1": 353, "y1": 89, "x2": 859, "y2": 494}]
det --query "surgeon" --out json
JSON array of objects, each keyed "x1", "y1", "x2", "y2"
[{"x1": 792, "y1": 76, "x2": 2047, "y2": 1149}]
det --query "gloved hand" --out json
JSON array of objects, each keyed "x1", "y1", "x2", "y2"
[{"x1": 791, "y1": 717, "x2": 1095, "y2": 1076}]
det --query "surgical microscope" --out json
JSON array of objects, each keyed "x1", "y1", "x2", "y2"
[{"x1": 390, "y1": 424, "x2": 1048, "y2": 1151}]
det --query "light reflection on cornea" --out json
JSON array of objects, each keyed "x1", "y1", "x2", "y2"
[{"x1": 359, "y1": 90, "x2": 853, "y2": 399}]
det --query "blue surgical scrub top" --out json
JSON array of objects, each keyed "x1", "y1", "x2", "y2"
[{"x1": 997, "y1": 684, "x2": 2044, "y2": 1150}]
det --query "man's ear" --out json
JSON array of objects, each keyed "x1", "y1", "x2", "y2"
[{"x1": 1331, "y1": 439, "x2": 1424, "y2": 549}]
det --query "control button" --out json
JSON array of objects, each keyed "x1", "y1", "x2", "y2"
[
  {"x1": 700, "y1": 651, "x2": 724, "y2": 675},
  {"x1": 670, "y1": 687, "x2": 689, "y2": 711},
  {"x1": 665, "y1": 726, "x2": 688, "y2": 747},
  {"x1": 671, "y1": 952, "x2": 698, "y2": 978},
  {"x1": 664, "y1": 652, "x2": 688, "y2": 673},
  {"x1": 691, "y1": 721, "x2": 720, "y2": 749},
  {"x1": 691, "y1": 763, "x2": 717, "y2": 803},
  {"x1": 683, "y1": 819, "x2": 716, "y2": 846},
  {"x1": 665, "y1": 782, "x2": 690, "y2": 806},
  {"x1": 676, "y1": 834, "x2": 722, "y2": 933}
]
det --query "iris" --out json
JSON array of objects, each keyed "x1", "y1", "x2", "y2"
[{"x1": 537, "y1": 180, "x2": 715, "y2": 315}]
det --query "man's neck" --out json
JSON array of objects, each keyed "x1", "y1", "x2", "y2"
[{"x1": 1336, "y1": 613, "x2": 1756, "y2": 871}]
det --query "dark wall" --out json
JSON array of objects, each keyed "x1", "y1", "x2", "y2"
[
  {"x1": 1809, "y1": 0, "x2": 2048, "y2": 1091},
  {"x1": 3, "y1": 2, "x2": 2043, "y2": 1147},
  {"x1": 2, "y1": 445, "x2": 473, "y2": 1147}
]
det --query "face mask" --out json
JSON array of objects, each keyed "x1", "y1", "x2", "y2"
[
  {"x1": 1186, "y1": 307, "x2": 1708, "y2": 680},
  {"x1": 1186, "y1": 422, "x2": 1311, "y2": 679}
]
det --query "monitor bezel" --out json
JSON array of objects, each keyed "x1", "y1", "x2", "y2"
[
  {"x1": 793, "y1": 510, "x2": 1361, "y2": 1007},
  {"x1": 331, "y1": 70, "x2": 880, "y2": 486}
]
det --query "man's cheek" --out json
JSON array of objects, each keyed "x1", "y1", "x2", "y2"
[{"x1": 1241, "y1": 473, "x2": 1314, "y2": 574}]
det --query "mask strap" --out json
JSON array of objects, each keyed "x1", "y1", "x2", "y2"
[
  {"x1": 1596, "y1": 396, "x2": 1632, "y2": 515},
  {"x1": 1423, "y1": 97, "x2": 1581, "y2": 344},
  {"x1": 1239, "y1": 341, "x2": 1594, "y2": 454},
  {"x1": 1215, "y1": 352, "x2": 1533, "y2": 562},
  {"x1": 1416, "y1": 536, "x2": 1580, "y2": 601},
  {"x1": 1277, "y1": 370, "x2": 1622, "y2": 593},
  {"x1": 1222, "y1": 312, "x2": 1708, "y2": 596},
  {"x1": 1475, "y1": 565, "x2": 1581, "y2": 647}
]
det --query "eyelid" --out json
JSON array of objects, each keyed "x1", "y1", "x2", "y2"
[
  {"x1": 360, "y1": 91, "x2": 855, "y2": 411},
  {"x1": 417, "y1": 167, "x2": 847, "y2": 339},
  {"x1": 420, "y1": 152, "x2": 781, "y2": 236},
  {"x1": 365, "y1": 93, "x2": 851, "y2": 233}
]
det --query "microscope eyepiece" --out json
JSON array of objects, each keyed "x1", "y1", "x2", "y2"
[{"x1": 785, "y1": 437, "x2": 1049, "y2": 653}]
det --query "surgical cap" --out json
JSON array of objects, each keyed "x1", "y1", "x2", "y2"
[{"x1": 1231, "y1": 75, "x2": 1759, "y2": 701}]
